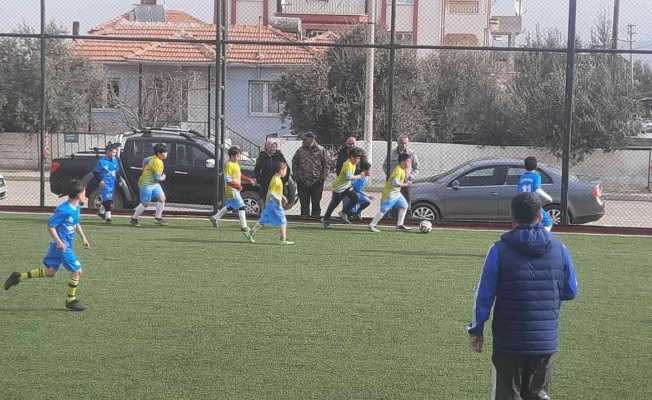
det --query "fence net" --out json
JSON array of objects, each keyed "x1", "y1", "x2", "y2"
[{"x1": 0, "y1": 0, "x2": 651, "y2": 229}]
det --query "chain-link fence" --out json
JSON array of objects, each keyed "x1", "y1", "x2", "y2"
[{"x1": 1, "y1": 0, "x2": 651, "y2": 229}]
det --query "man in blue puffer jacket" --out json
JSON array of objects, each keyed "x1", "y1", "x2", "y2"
[{"x1": 467, "y1": 192, "x2": 578, "y2": 400}]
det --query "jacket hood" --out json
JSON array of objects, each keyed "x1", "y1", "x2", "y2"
[{"x1": 500, "y1": 224, "x2": 552, "y2": 257}]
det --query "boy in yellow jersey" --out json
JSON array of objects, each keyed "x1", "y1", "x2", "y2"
[
  {"x1": 250, "y1": 161, "x2": 294, "y2": 245},
  {"x1": 209, "y1": 146, "x2": 256, "y2": 242},
  {"x1": 130, "y1": 143, "x2": 168, "y2": 226},
  {"x1": 322, "y1": 147, "x2": 364, "y2": 229},
  {"x1": 368, "y1": 153, "x2": 412, "y2": 232},
  {"x1": 4, "y1": 180, "x2": 91, "y2": 311}
]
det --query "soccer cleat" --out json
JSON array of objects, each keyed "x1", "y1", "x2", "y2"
[
  {"x1": 209, "y1": 216, "x2": 219, "y2": 229},
  {"x1": 65, "y1": 299, "x2": 87, "y2": 312},
  {"x1": 242, "y1": 227, "x2": 255, "y2": 243},
  {"x1": 321, "y1": 218, "x2": 332, "y2": 229},
  {"x1": 130, "y1": 218, "x2": 140, "y2": 227},
  {"x1": 339, "y1": 211, "x2": 351, "y2": 224},
  {"x1": 97, "y1": 211, "x2": 105, "y2": 220},
  {"x1": 397, "y1": 225, "x2": 412, "y2": 232},
  {"x1": 105, "y1": 219, "x2": 112, "y2": 224},
  {"x1": 280, "y1": 239, "x2": 295, "y2": 245},
  {"x1": 368, "y1": 225, "x2": 381, "y2": 233},
  {"x1": 4, "y1": 272, "x2": 21, "y2": 290},
  {"x1": 154, "y1": 218, "x2": 168, "y2": 226}
]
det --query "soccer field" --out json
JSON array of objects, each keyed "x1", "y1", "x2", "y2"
[{"x1": 0, "y1": 213, "x2": 650, "y2": 400}]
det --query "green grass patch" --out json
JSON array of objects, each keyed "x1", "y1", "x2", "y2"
[{"x1": 0, "y1": 213, "x2": 650, "y2": 399}]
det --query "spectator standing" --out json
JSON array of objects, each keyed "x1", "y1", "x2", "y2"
[
  {"x1": 383, "y1": 134, "x2": 419, "y2": 209},
  {"x1": 336, "y1": 136, "x2": 367, "y2": 175},
  {"x1": 466, "y1": 192, "x2": 578, "y2": 400},
  {"x1": 255, "y1": 140, "x2": 288, "y2": 204},
  {"x1": 292, "y1": 132, "x2": 330, "y2": 219}
]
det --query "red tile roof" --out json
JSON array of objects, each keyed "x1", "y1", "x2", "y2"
[{"x1": 75, "y1": 9, "x2": 319, "y2": 65}]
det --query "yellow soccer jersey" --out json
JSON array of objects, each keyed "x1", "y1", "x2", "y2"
[
  {"x1": 224, "y1": 160, "x2": 241, "y2": 200},
  {"x1": 267, "y1": 175, "x2": 284, "y2": 202},
  {"x1": 382, "y1": 165, "x2": 406, "y2": 201},
  {"x1": 332, "y1": 160, "x2": 356, "y2": 193},
  {"x1": 138, "y1": 156, "x2": 164, "y2": 187}
]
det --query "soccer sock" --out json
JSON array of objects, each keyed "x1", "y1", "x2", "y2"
[
  {"x1": 66, "y1": 276, "x2": 80, "y2": 304},
  {"x1": 397, "y1": 208, "x2": 407, "y2": 226},
  {"x1": 19, "y1": 268, "x2": 47, "y2": 282},
  {"x1": 105, "y1": 211, "x2": 112, "y2": 220},
  {"x1": 213, "y1": 207, "x2": 229, "y2": 220},
  {"x1": 370, "y1": 211, "x2": 385, "y2": 227},
  {"x1": 238, "y1": 210, "x2": 248, "y2": 229},
  {"x1": 155, "y1": 202, "x2": 165, "y2": 219},
  {"x1": 133, "y1": 204, "x2": 146, "y2": 219}
]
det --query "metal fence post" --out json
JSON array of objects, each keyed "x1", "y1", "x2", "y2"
[
  {"x1": 385, "y1": 0, "x2": 398, "y2": 178},
  {"x1": 561, "y1": 0, "x2": 578, "y2": 226},
  {"x1": 39, "y1": 0, "x2": 47, "y2": 208},
  {"x1": 214, "y1": 0, "x2": 226, "y2": 213}
]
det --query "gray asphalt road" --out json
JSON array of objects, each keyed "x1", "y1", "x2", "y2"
[{"x1": 1, "y1": 180, "x2": 650, "y2": 228}]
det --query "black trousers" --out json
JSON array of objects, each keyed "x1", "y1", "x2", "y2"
[
  {"x1": 297, "y1": 180, "x2": 324, "y2": 218},
  {"x1": 323, "y1": 188, "x2": 358, "y2": 221},
  {"x1": 492, "y1": 351, "x2": 553, "y2": 400}
]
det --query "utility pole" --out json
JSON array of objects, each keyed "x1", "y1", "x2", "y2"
[
  {"x1": 364, "y1": 0, "x2": 376, "y2": 163},
  {"x1": 626, "y1": 24, "x2": 638, "y2": 87},
  {"x1": 611, "y1": 0, "x2": 620, "y2": 83}
]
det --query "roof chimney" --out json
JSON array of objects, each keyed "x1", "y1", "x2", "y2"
[
  {"x1": 72, "y1": 21, "x2": 80, "y2": 37},
  {"x1": 141, "y1": 0, "x2": 157, "y2": 5}
]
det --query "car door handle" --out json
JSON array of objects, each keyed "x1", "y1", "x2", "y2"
[
  {"x1": 130, "y1": 167, "x2": 143, "y2": 171},
  {"x1": 490, "y1": 192, "x2": 500, "y2": 196},
  {"x1": 174, "y1": 171, "x2": 189, "y2": 175}
]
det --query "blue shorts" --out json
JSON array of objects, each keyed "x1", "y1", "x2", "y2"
[
  {"x1": 43, "y1": 241, "x2": 81, "y2": 272},
  {"x1": 139, "y1": 184, "x2": 164, "y2": 204},
  {"x1": 380, "y1": 195, "x2": 408, "y2": 214},
  {"x1": 343, "y1": 192, "x2": 370, "y2": 214},
  {"x1": 259, "y1": 199, "x2": 287, "y2": 227},
  {"x1": 100, "y1": 183, "x2": 115, "y2": 202},
  {"x1": 225, "y1": 192, "x2": 245, "y2": 210}
]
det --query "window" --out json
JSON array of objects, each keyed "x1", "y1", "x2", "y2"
[
  {"x1": 396, "y1": 0, "x2": 415, "y2": 5},
  {"x1": 456, "y1": 167, "x2": 502, "y2": 187},
  {"x1": 249, "y1": 81, "x2": 280, "y2": 116},
  {"x1": 106, "y1": 78, "x2": 120, "y2": 108},
  {"x1": 175, "y1": 143, "x2": 210, "y2": 168},
  {"x1": 395, "y1": 32, "x2": 414, "y2": 45},
  {"x1": 505, "y1": 167, "x2": 553, "y2": 185},
  {"x1": 449, "y1": 1, "x2": 480, "y2": 14}
]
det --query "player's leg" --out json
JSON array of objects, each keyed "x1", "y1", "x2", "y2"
[
  {"x1": 279, "y1": 224, "x2": 294, "y2": 245},
  {"x1": 61, "y1": 249, "x2": 85, "y2": 311},
  {"x1": 356, "y1": 193, "x2": 371, "y2": 218},
  {"x1": 396, "y1": 195, "x2": 411, "y2": 231},
  {"x1": 153, "y1": 186, "x2": 167, "y2": 226},
  {"x1": 98, "y1": 195, "x2": 106, "y2": 220},
  {"x1": 102, "y1": 199, "x2": 114, "y2": 223},
  {"x1": 131, "y1": 186, "x2": 152, "y2": 226},
  {"x1": 369, "y1": 199, "x2": 395, "y2": 233},
  {"x1": 4, "y1": 258, "x2": 56, "y2": 291},
  {"x1": 322, "y1": 192, "x2": 344, "y2": 227}
]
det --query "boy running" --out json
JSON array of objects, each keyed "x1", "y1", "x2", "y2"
[
  {"x1": 322, "y1": 147, "x2": 364, "y2": 229},
  {"x1": 4, "y1": 180, "x2": 90, "y2": 311},
  {"x1": 368, "y1": 153, "x2": 412, "y2": 232},
  {"x1": 517, "y1": 156, "x2": 554, "y2": 231},
  {"x1": 209, "y1": 146, "x2": 255, "y2": 241},
  {"x1": 131, "y1": 143, "x2": 168, "y2": 227},
  {"x1": 342, "y1": 159, "x2": 372, "y2": 222},
  {"x1": 94, "y1": 143, "x2": 120, "y2": 223},
  {"x1": 251, "y1": 161, "x2": 294, "y2": 245}
]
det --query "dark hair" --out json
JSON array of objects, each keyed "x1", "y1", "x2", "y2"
[
  {"x1": 302, "y1": 131, "x2": 316, "y2": 139},
  {"x1": 524, "y1": 156, "x2": 538, "y2": 171},
  {"x1": 349, "y1": 147, "x2": 363, "y2": 158},
  {"x1": 511, "y1": 192, "x2": 542, "y2": 224},
  {"x1": 398, "y1": 153, "x2": 411, "y2": 163},
  {"x1": 359, "y1": 159, "x2": 371, "y2": 172},
  {"x1": 105, "y1": 143, "x2": 119, "y2": 153},
  {"x1": 272, "y1": 161, "x2": 287, "y2": 173},
  {"x1": 153, "y1": 143, "x2": 167, "y2": 155},
  {"x1": 228, "y1": 146, "x2": 241, "y2": 157},
  {"x1": 67, "y1": 179, "x2": 85, "y2": 199}
]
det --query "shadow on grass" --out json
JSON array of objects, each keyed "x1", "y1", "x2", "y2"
[
  {"x1": 0, "y1": 305, "x2": 68, "y2": 312},
  {"x1": 0, "y1": 216, "x2": 45, "y2": 225},
  {"x1": 139, "y1": 237, "x2": 280, "y2": 246},
  {"x1": 350, "y1": 249, "x2": 485, "y2": 259}
]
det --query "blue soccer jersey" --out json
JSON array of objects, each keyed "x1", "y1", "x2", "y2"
[
  {"x1": 352, "y1": 176, "x2": 368, "y2": 193},
  {"x1": 95, "y1": 156, "x2": 120, "y2": 200},
  {"x1": 517, "y1": 171, "x2": 542, "y2": 194},
  {"x1": 48, "y1": 201, "x2": 80, "y2": 245}
]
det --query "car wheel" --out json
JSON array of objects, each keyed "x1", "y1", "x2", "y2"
[
  {"x1": 88, "y1": 189, "x2": 125, "y2": 211},
  {"x1": 544, "y1": 204, "x2": 570, "y2": 225},
  {"x1": 411, "y1": 203, "x2": 440, "y2": 222},
  {"x1": 241, "y1": 191, "x2": 261, "y2": 216}
]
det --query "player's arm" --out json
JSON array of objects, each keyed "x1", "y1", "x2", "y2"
[
  {"x1": 536, "y1": 188, "x2": 553, "y2": 203},
  {"x1": 561, "y1": 245, "x2": 578, "y2": 301},
  {"x1": 152, "y1": 160, "x2": 166, "y2": 182},
  {"x1": 47, "y1": 226, "x2": 66, "y2": 250},
  {"x1": 76, "y1": 224, "x2": 91, "y2": 249},
  {"x1": 225, "y1": 174, "x2": 242, "y2": 191},
  {"x1": 467, "y1": 244, "x2": 500, "y2": 349},
  {"x1": 241, "y1": 173, "x2": 256, "y2": 185}
]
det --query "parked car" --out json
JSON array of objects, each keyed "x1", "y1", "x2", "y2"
[
  {"x1": 0, "y1": 173, "x2": 6, "y2": 200},
  {"x1": 409, "y1": 158, "x2": 605, "y2": 225},
  {"x1": 50, "y1": 128, "x2": 284, "y2": 215}
]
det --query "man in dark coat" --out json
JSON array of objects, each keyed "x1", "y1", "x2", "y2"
[
  {"x1": 467, "y1": 192, "x2": 578, "y2": 400},
  {"x1": 254, "y1": 140, "x2": 288, "y2": 204},
  {"x1": 291, "y1": 132, "x2": 330, "y2": 218}
]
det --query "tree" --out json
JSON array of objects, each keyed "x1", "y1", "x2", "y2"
[
  {"x1": 0, "y1": 23, "x2": 104, "y2": 133},
  {"x1": 273, "y1": 26, "x2": 427, "y2": 144}
]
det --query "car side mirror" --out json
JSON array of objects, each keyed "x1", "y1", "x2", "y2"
[
  {"x1": 205, "y1": 159, "x2": 215, "y2": 169},
  {"x1": 451, "y1": 180, "x2": 461, "y2": 189}
]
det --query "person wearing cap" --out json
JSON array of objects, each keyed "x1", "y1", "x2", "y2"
[
  {"x1": 93, "y1": 143, "x2": 120, "y2": 223},
  {"x1": 292, "y1": 132, "x2": 330, "y2": 219}
]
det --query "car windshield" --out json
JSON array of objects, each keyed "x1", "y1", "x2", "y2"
[{"x1": 428, "y1": 162, "x2": 474, "y2": 181}]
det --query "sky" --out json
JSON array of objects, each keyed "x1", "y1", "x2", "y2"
[{"x1": 0, "y1": 0, "x2": 650, "y2": 57}]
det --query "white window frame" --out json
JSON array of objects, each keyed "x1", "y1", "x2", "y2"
[
  {"x1": 248, "y1": 81, "x2": 281, "y2": 117},
  {"x1": 448, "y1": 1, "x2": 480, "y2": 14},
  {"x1": 396, "y1": 0, "x2": 415, "y2": 5}
]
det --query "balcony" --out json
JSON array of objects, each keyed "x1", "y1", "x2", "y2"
[{"x1": 279, "y1": 0, "x2": 367, "y2": 16}]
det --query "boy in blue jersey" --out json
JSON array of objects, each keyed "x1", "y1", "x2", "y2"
[
  {"x1": 4, "y1": 180, "x2": 91, "y2": 311},
  {"x1": 341, "y1": 159, "x2": 372, "y2": 222},
  {"x1": 517, "y1": 156, "x2": 554, "y2": 231},
  {"x1": 94, "y1": 143, "x2": 120, "y2": 223},
  {"x1": 131, "y1": 143, "x2": 168, "y2": 226},
  {"x1": 322, "y1": 147, "x2": 364, "y2": 229}
]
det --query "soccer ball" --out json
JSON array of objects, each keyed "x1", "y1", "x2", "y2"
[{"x1": 418, "y1": 220, "x2": 433, "y2": 233}]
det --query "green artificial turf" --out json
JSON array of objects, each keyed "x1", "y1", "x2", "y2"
[{"x1": 0, "y1": 213, "x2": 650, "y2": 399}]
